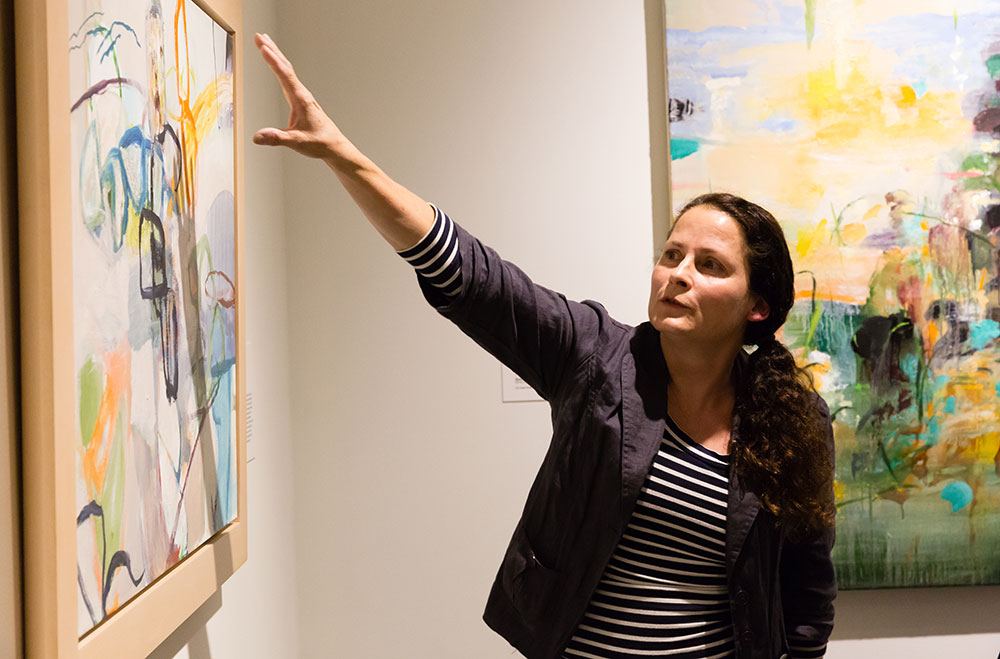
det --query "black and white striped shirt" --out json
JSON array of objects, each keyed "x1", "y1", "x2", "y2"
[
  {"x1": 561, "y1": 416, "x2": 736, "y2": 658},
  {"x1": 397, "y1": 207, "x2": 827, "y2": 659}
]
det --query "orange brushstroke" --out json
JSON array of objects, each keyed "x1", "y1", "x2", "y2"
[
  {"x1": 171, "y1": 0, "x2": 233, "y2": 215},
  {"x1": 174, "y1": 0, "x2": 197, "y2": 212},
  {"x1": 82, "y1": 345, "x2": 130, "y2": 498}
]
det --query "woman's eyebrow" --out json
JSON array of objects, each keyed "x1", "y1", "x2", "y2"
[{"x1": 664, "y1": 240, "x2": 731, "y2": 260}]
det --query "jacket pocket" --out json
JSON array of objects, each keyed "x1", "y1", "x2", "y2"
[{"x1": 501, "y1": 529, "x2": 560, "y2": 629}]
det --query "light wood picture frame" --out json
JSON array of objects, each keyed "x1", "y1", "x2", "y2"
[{"x1": 15, "y1": 0, "x2": 247, "y2": 656}]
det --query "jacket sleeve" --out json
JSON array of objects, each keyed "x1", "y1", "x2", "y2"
[
  {"x1": 414, "y1": 213, "x2": 615, "y2": 402},
  {"x1": 780, "y1": 396, "x2": 837, "y2": 659}
]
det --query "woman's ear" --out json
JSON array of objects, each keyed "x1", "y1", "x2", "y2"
[{"x1": 747, "y1": 297, "x2": 770, "y2": 323}]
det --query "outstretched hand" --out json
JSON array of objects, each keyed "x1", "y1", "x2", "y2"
[{"x1": 252, "y1": 33, "x2": 347, "y2": 160}]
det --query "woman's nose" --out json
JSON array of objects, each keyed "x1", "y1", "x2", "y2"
[{"x1": 669, "y1": 258, "x2": 693, "y2": 287}]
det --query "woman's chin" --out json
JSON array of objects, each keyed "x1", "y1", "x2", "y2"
[{"x1": 651, "y1": 317, "x2": 695, "y2": 336}]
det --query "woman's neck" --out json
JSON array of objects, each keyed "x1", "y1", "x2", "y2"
[{"x1": 660, "y1": 332, "x2": 741, "y2": 423}]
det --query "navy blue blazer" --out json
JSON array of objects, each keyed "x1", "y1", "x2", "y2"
[{"x1": 418, "y1": 221, "x2": 836, "y2": 659}]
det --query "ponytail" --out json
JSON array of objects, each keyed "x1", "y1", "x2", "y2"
[{"x1": 732, "y1": 336, "x2": 834, "y2": 539}]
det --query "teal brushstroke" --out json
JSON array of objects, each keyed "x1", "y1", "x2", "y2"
[
  {"x1": 912, "y1": 80, "x2": 928, "y2": 98},
  {"x1": 941, "y1": 481, "x2": 973, "y2": 512},
  {"x1": 925, "y1": 418, "x2": 941, "y2": 446},
  {"x1": 670, "y1": 138, "x2": 700, "y2": 161},
  {"x1": 944, "y1": 396, "x2": 956, "y2": 414},
  {"x1": 987, "y1": 54, "x2": 1000, "y2": 80},
  {"x1": 209, "y1": 307, "x2": 237, "y2": 524},
  {"x1": 901, "y1": 354, "x2": 919, "y2": 380},
  {"x1": 969, "y1": 319, "x2": 1000, "y2": 350}
]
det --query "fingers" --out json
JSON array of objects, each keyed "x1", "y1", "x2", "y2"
[{"x1": 254, "y1": 33, "x2": 309, "y2": 103}]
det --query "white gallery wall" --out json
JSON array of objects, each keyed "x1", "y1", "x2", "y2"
[{"x1": 277, "y1": 1, "x2": 1000, "y2": 658}]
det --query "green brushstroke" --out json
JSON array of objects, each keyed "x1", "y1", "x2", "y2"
[
  {"x1": 962, "y1": 153, "x2": 992, "y2": 172},
  {"x1": 79, "y1": 357, "x2": 103, "y2": 449},
  {"x1": 805, "y1": 0, "x2": 816, "y2": 47},
  {"x1": 670, "y1": 138, "x2": 700, "y2": 161},
  {"x1": 100, "y1": 396, "x2": 128, "y2": 582}
]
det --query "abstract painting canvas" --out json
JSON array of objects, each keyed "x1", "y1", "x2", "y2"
[
  {"x1": 69, "y1": 0, "x2": 237, "y2": 633},
  {"x1": 666, "y1": 1, "x2": 1000, "y2": 588}
]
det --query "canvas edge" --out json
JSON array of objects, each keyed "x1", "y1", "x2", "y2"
[{"x1": 646, "y1": 0, "x2": 672, "y2": 258}]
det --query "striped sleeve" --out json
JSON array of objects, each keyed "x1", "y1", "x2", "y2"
[
  {"x1": 396, "y1": 204, "x2": 463, "y2": 298},
  {"x1": 788, "y1": 640, "x2": 827, "y2": 659}
]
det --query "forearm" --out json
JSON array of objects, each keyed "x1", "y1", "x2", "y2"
[{"x1": 324, "y1": 141, "x2": 434, "y2": 251}]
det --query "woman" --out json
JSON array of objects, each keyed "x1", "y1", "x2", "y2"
[{"x1": 253, "y1": 32, "x2": 836, "y2": 659}]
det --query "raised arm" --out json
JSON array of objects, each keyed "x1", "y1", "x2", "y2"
[
  {"x1": 252, "y1": 33, "x2": 433, "y2": 250},
  {"x1": 253, "y1": 33, "x2": 620, "y2": 401}
]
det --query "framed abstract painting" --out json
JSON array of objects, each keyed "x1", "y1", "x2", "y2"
[
  {"x1": 16, "y1": 0, "x2": 246, "y2": 655},
  {"x1": 664, "y1": 1, "x2": 1000, "y2": 589}
]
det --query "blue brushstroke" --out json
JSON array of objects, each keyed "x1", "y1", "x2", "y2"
[
  {"x1": 859, "y1": 12, "x2": 1000, "y2": 90},
  {"x1": 941, "y1": 481, "x2": 974, "y2": 512},
  {"x1": 210, "y1": 306, "x2": 237, "y2": 524},
  {"x1": 758, "y1": 114, "x2": 801, "y2": 133}
]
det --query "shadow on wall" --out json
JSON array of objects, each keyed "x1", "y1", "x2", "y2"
[
  {"x1": 146, "y1": 590, "x2": 220, "y2": 659},
  {"x1": 833, "y1": 585, "x2": 1000, "y2": 639}
]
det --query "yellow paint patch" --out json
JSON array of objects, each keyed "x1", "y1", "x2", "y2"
[
  {"x1": 841, "y1": 222, "x2": 866, "y2": 243},
  {"x1": 796, "y1": 217, "x2": 828, "y2": 259},
  {"x1": 862, "y1": 204, "x2": 883, "y2": 221},
  {"x1": 790, "y1": 57, "x2": 966, "y2": 150}
]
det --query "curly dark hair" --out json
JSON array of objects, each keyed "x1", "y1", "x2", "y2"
[{"x1": 674, "y1": 193, "x2": 835, "y2": 538}]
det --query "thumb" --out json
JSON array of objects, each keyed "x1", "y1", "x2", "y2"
[{"x1": 252, "y1": 127, "x2": 293, "y2": 147}]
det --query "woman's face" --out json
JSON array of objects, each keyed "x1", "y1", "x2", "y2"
[{"x1": 648, "y1": 205, "x2": 769, "y2": 347}]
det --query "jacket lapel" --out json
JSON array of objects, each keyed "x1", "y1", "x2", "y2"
[
  {"x1": 725, "y1": 351, "x2": 761, "y2": 572},
  {"x1": 619, "y1": 326, "x2": 669, "y2": 529},
  {"x1": 726, "y1": 463, "x2": 761, "y2": 576}
]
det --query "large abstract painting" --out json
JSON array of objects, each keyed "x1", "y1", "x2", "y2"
[
  {"x1": 69, "y1": 0, "x2": 237, "y2": 633},
  {"x1": 666, "y1": 1, "x2": 1000, "y2": 588}
]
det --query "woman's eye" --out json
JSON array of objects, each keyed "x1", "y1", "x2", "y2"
[
  {"x1": 664, "y1": 249, "x2": 680, "y2": 260},
  {"x1": 702, "y1": 259, "x2": 721, "y2": 271}
]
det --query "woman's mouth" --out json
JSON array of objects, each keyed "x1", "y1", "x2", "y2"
[{"x1": 663, "y1": 297, "x2": 688, "y2": 309}]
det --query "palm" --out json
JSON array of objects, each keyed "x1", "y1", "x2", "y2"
[{"x1": 253, "y1": 33, "x2": 344, "y2": 159}]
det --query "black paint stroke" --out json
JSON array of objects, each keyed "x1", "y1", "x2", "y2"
[
  {"x1": 139, "y1": 208, "x2": 167, "y2": 300},
  {"x1": 70, "y1": 77, "x2": 140, "y2": 112},
  {"x1": 101, "y1": 550, "x2": 144, "y2": 617},
  {"x1": 76, "y1": 499, "x2": 105, "y2": 626},
  {"x1": 159, "y1": 289, "x2": 179, "y2": 401}
]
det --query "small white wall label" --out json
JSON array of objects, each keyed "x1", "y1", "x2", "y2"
[{"x1": 501, "y1": 364, "x2": 544, "y2": 402}]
